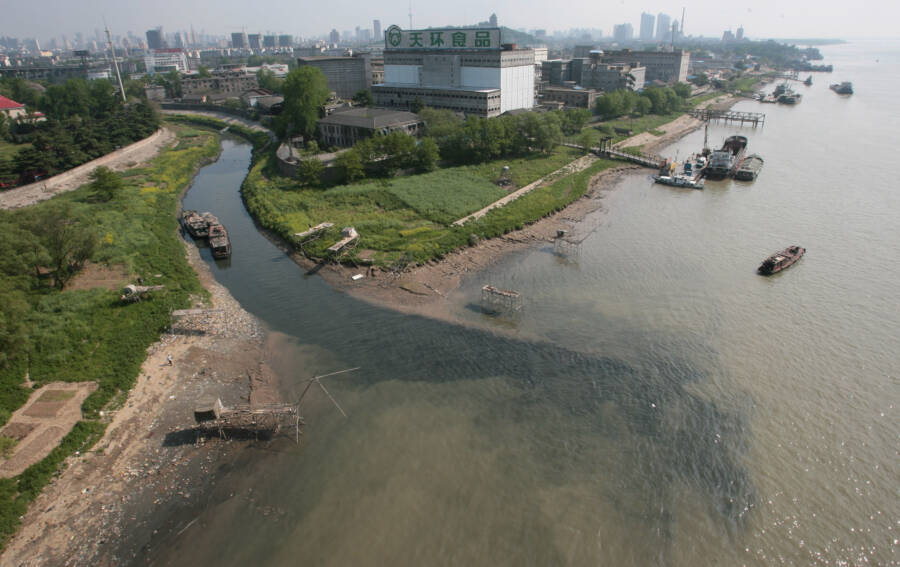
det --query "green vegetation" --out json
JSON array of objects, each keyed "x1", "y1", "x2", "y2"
[
  {"x1": 277, "y1": 67, "x2": 330, "y2": 142},
  {"x1": 243, "y1": 143, "x2": 598, "y2": 266},
  {"x1": 0, "y1": 436, "x2": 16, "y2": 459},
  {"x1": 0, "y1": 124, "x2": 220, "y2": 550},
  {"x1": 595, "y1": 84, "x2": 692, "y2": 120}
]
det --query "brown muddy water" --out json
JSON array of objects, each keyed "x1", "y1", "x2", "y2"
[{"x1": 120, "y1": 40, "x2": 897, "y2": 566}]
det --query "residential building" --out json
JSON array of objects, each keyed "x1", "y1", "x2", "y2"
[
  {"x1": 374, "y1": 20, "x2": 382, "y2": 41},
  {"x1": 541, "y1": 86, "x2": 598, "y2": 108},
  {"x1": 0, "y1": 94, "x2": 26, "y2": 120},
  {"x1": 248, "y1": 34, "x2": 262, "y2": 50},
  {"x1": 144, "y1": 48, "x2": 189, "y2": 74},
  {"x1": 263, "y1": 35, "x2": 277, "y2": 48},
  {"x1": 297, "y1": 55, "x2": 371, "y2": 98},
  {"x1": 736, "y1": 26, "x2": 744, "y2": 41},
  {"x1": 599, "y1": 49, "x2": 688, "y2": 83},
  {"x1": 181, "y1": 71, "x2": 258, "y2": 95},
  {"x1": 231, "y1": 32, "x2": 248, "y2": 49},
  {"x1": 573, "y1": 45, "x2": 598, "y2": 58},
  {"x1": 317, "y1": 107, "x2": 422, "y2": 147},
  {"x1": 640, "y1": 13, "x2": 655, "y2": 41},
  {"x1": 613, "y1": 23, "x2": 634, "y2": 43},
  {"x1": 655, "y1": 14, "x2": 672, "y2": 42},
  {"x1": 278, "y1": 35, "x2": 293, "y2": 47},
  {"x1": 146, "y1": 28, "x2": 165, "y2": 50},
  {"x1": 329, "y1": 29, "x2": 340, "y2": 45},
  {"x1": 372, "y1": 26, "x2": 535, "y2": 118},
  {"x1": 532, "y1": 47, "x2": 549, "y2": 64}
]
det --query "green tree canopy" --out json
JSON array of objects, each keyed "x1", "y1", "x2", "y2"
[
  {"x1": 88, "y1": 166, "x2": 123, "y2": 202},
  {"x1": 351, "y1": 89, "x2": 373, "y2": 107},
  {"x1": 279, "y1": 67, "x2": 330, "y2": 143}
]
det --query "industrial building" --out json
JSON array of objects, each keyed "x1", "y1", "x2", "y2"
[
  {"x1": 541, "y1": 86, "x2": 599, "y2": 108},
  {"x1": 541, "y1": 54, "x2": 646, "y2": 92},
  {"x1": 297, "y1": 55, "x2": 371, "y2": 99},
  {"x1": 317, "y1": 107, "x2": 422, "y2": 147},
  {"x1": 599, "y1": 49, "x2": 689, "y2": 83},
  {"x1": 144, "y1": 48, "x2": 189, "y2": 74},
  {"x1": 181, "y1": 71, "x2": 259, "y2": 95},
  {"x1": 372, "y1": 26, "x2": 535, "y2": 118}
]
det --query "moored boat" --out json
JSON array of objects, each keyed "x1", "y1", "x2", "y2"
[
  {"x1": 804, "y1": 76, "x2": 813, "y2": 86},
  {"x1": 208, "y1": 222, "x2": 232, "y2": 259},
  {"x1": 654, "y1": 174, "x2": 704, "y2": 189},
  {"x1": 182, "y1": 210, "x2": 210, "y2": 238},
  {"x1": 735, "y1": 154, "x2": 764, "y2": 181},
  {"x1": 758, "y1": 245, "x2": 805, "y2": 275},
  {"x1": 705, "y1": 135, "x2": 747, "y2": 179}
]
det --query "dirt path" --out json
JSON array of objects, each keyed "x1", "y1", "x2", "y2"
[
  {"x1": 0, "y1": 128, "x2": 176, "y2": 210},
  {"x1": 452, "y1": 154, "x2": 597, "y2": 226}
]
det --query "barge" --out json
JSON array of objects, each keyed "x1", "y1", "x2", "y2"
[
  {"x1": 182, "y1": 210, "x2": 210, "y2": 238},
  {"x1": 654, "y1": 174, "x2": 704, "y2": 189},
  {"x1": 735, "y1": 154, "x2": 764, "y2": 181},
  {"x1": 758, "y1": 246, "x2": 805, "y2": 275}
]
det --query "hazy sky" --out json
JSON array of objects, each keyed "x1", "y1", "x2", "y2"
[{"x1": 2, "y1": 0, "x2": 897, "y2": 41}]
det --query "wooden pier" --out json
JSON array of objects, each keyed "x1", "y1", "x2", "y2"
[{"x1": 687, "y1": 109, "x2": 766, "y2": 127}]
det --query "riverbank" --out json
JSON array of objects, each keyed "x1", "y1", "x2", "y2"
[{"x1": 277, "y1": 104, "x2": 719, "y2": 321}]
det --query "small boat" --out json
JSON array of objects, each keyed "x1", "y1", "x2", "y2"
[
  {"x1": 207, "y1": 222, "x2": 232, "y2": 259},
  {"x1": 777, "y1": 89, "x2": 802, "y2": 104},
  {"x1": 654, "y1": 174, "x2": 704, "y2": 189},
  {"x1": 735, "y1": 154, "x2": 764, "y2": 181},
  {"x1": 182, "y1": 210, "x2": 210, "y2": 238},
  {"x1": 705, "y1": 136, "x2": 747, "y2": 179},
  {"x1": 803, "y1": 76, "x2": 813, "y2": 86},
  {"x1": 758, "y1": 245, "x2": 805, "y2": 275},
  {"x1": 830, "y1": 81, "x2": 853, "y2": 95}
]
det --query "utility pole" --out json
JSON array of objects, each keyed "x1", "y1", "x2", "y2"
[{"x1": 105, "y1": 23, "x2": 127, "y2": 103}]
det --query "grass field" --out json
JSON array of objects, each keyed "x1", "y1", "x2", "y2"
[{"x1": 243, "y1": 142, "x2": 614, "y2": 266}]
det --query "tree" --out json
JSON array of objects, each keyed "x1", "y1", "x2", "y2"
[
  {"x1": 298, "y1": 157, "x2": 324, "y2": 186},
  {"x1": 30, "y1": 204, "x2": 97, "y2": 289},
  {"x1": 88, "y1": 166, "x2": 123, "y2": 202},
  {"x1": 690, "y1": 72, "x2": 709, "y2": 87},
  {"x1": 577, "y1": 129, "x2": 598, "y2": 153},
  {"x1": 335, "y1": 149, "x2": 365, "y2": 183},
  {"x1": 197, "y1": 65, "x2": 212, "y2": 78},
  {"x1": 409, "y1": 96, "x2": 424, "y2": 113},
  {"x1": 279, "y1": 67, "x2": 330, "y2": 143},
  {"x1": 673, "y1": 82, "x2": 692, "y2": 99},
  {"x1": 352, "y1": 89, "x2": 373, "y2": 107},
  {"x1": 415, "y1": 137, "x2": 440, "y2": 172},
  {"x1": 257, "y1": 68, "x2": 283, "y2": 93}
]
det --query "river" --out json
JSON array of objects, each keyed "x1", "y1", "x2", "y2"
[{"x1": 146, "y1": 40, "x2": 897, "y2": 566}]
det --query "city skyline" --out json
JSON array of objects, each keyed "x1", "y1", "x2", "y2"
[{"x1": 1, "y1": 0, "x2": 896, "y2": 43}]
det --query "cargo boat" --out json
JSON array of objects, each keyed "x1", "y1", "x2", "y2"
[
  {"x1": 182, "y1": 210, "x2": 210, "y2": 238},
  {"x1": 208, "y1": 222, "x2": 232, "y2": 259},
  {"x1": 735, "y1": 154, "x2": 764, "y2": 181},
  {"x1": 830, "y1": 81, "x2": 853, "y2": 95},
  {"x1": 758, "y1": 246, "x2": 805, "y2": 275},
  {"x1": 705, "y1": 136, "x2": 747, "y2": 179},
  {"x1": 777, "y1": 88, "x2": 802, "y2": 104}
]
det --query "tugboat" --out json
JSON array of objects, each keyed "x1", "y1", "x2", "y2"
[
  {"x1": 182, "y1": 210, "x2": 210, "y2": 238},
  {"x1": 207, "y1": 222, "x2": 232, "y2": 259},
  {"x1": 705, "y1": 136, "x2": 748, "y2": 179},
  {"x1": 758, "y1": 246, "x2": 805, "y2": 275},
  {"x1": 830, "y1": 81, "x2": 853, "y2": 95}
]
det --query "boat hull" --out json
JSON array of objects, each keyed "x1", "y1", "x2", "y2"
[{"x1": 758, "y1": 246, "x2": 805, "y2": 275}]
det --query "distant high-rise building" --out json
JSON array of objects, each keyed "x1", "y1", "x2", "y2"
[
  {"x1": 329, "y1": 29, "x2": 340, "y2": 44},
  {"x1": 489, "y1": 13, "x2": 498, "y2": 27},
  {"x1": 655, "y1": 13, "x2": 672, "y2": 41},
  {"x1": 722, "y1": 30, "x2": 735, "y2": 42},
  {"x1": 613, "y1": 23, "x2": 633, "y2": 43},
  {"x1": 355, "y1": 26, "x2": 361, "y2": 41},
  {"x1": 145, "y1": 28, "x2": 164, "y2": 50},
  {"x1": 374, "y1": 20, "x2": 382, "y2": 40},
  {"x1": 278, "y1": 34, "x2": 293, "y2": 47},
  {"x1": 248, "y1": 34, "x2": 262, "y2": 49},
  {"x1": 640, "y1": 12, "x2": 655, "y2": 41},
  {"x1": 173, "y1": 32, "x2": 186, "y2": 49},
  {"x1": 263, "y1": 35, "x2": 277, "y2": 48},
  {"x1": 231, "y1": 32, "x2": 248, "y2": 49},
  {"x1": 736, "y1": 26, "x2": 744, "y2": 40}
]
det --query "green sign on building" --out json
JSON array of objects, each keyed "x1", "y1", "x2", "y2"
[{"x1": 384, "y1": 26, "x2": 501, "y2": 50}]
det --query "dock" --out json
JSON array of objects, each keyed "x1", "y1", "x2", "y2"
[
  {"x1": 687, "y1": 109, "x2": 766, "y2": 127},
  {"x1": 327, "y1": 227, "x2": 359, "y2": 254}
]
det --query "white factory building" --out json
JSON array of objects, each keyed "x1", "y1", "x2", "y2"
[{"x1": 372, "y1": 26, "x2": 534, "y2": 118}]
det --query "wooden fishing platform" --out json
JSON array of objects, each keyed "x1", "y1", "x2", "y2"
[
  {"x1": 294, "y1": 222, "x2": 333, "y2": 241},
  {"x1": 327, "y1": 226, "x2": 359, "y2": 254},
  {"x1": 481, "y1": 285, "x2": 522, "y2": 313}
]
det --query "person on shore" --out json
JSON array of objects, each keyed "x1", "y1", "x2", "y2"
[{"x1": 167, "y1": 354, "x2": 173, "y2": 366}]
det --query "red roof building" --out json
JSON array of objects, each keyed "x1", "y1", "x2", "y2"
[{"x1": 0, "y1": 95, "x2": 27, "y2": 120}]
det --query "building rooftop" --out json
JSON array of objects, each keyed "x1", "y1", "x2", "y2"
[
  {"x1": 0, "y1": 95, "x2": 25, "y2": 110},
  {"x1": 318, "y1": 107, "x2": 420, "y2": 129}
]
